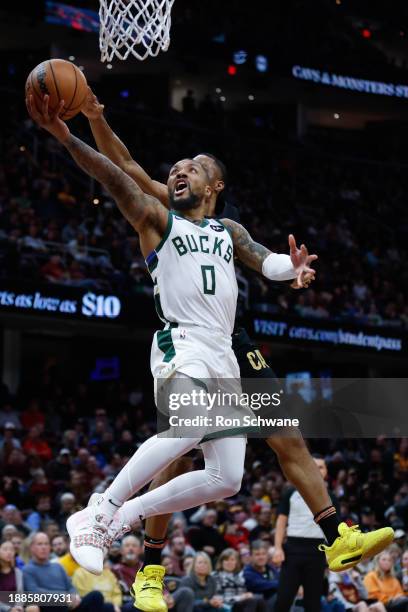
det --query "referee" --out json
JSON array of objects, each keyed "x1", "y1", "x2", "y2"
[{"x1": 273, "y1": 454, "x2": 336, "y2": 612}]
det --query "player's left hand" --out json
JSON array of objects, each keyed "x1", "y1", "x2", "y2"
[
  {"x1": 81, "y1": 87, "x2": 105, "y2": 120},
  {"x1": 288, "y1": 234, "x2": 317, "y2": 288}
]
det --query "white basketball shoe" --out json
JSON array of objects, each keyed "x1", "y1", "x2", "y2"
[
  {"x1": 88, "y1": 493, "x2": 131, "y2": 551},
  {"x1": 66, "y1": 502, "x2": 109, "y2": 575}
]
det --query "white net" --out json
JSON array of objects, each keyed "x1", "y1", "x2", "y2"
[{"x1": 99, "y1": 0, "x2": 176, "y2": 62}]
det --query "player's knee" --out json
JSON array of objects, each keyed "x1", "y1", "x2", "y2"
[
  {"x1": 218, "y1": 471, "x2": 243, "y2": 497},
  {"x1": 205, "y1": 467, "x2": 242, "y2": 497},
  {"x1": 213, "y1": 481, "x2": 240, "y2": 498},
  {"x1": 226, "y1": 475, "x2": 243, "y2": 496},
  {"x1": 268, "y1": 433, "x2": 307, "y2": 460}
]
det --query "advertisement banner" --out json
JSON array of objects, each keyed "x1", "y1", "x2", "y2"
[
  {"x1": 0, "y1": 283, "x2": 124, "y2": 323},
  {"x1": 248, "y1": 315, "x2": 407, "y2": 355}
]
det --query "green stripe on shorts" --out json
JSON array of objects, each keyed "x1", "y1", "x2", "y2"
[{"x1": 157, "y1": 329, "x2": 176, "y2": 363}]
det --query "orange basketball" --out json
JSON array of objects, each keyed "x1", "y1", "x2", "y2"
[{"x1": 25, "y1": 59, "x2": 88, "y2": 121}]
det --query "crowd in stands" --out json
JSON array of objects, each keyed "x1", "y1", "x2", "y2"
[
  {"x1": 0, "y1": 365, "x2": 407, "y2": 611},
  {"x1": 0, "y1": 96, "x2": 407, "y2": 331}
]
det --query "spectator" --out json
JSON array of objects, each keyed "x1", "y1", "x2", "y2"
[
  {"x1": 5, "y1": 450, "x2": 29, "y2": 482},
  {"x1": 51, "y1": 535, "x2": 69, "y2": 559},
  {"x1": 111, "y1": 535, "x2": 142, "y2": 595},
  {"x1": 2, "y1": 525, "x2": 19, "y2": 542},
  {"x1": 11, "y1": 533, "x2": 25, "y2": 569},
  {"x1": 161, "y1": 556, "x2": 195, "y2": 612},
  {"x1": 223, "y1": 508, "x2": 250, "y2": 550},
  {"x1": 73, "y1": 448, "x2": 91, "y2": 471},
  {"x1": 54, "y1": 493, "x2": 76, "y2": 531},
  {"x1": 72, "y1": 559, "x2": 122, "y2": 612},
  {"x1": 114, "y1": 431, "x2": 135, "y2": 458},
  {"x1": 181, "y1": 552, "x2": 226, "y2": 610},
  {"x1": 243, "y1": 541, "x2": 279, "y2": 611},
  {"x1": 41, "y1": 254, "x2": 67, "y2": 282},
  {"x1": 21, "y1": 400, "x2": 45, "y2": 431},
  {"x1": 1, "y1": 506, "x2": 29, "y2": 537},
  {"x1": 0, "y1": 540, "x2": 23, "y2": 594},
  {"x1": 46, "y1": 451, "x2": 73, "y2": 486},
  {"x1": 0, "y1": 403, "x2": 21, "y2": 430},
  {"x1": 329, "y1": 568, "x2": 386, "y2": 611},
  {"x1": 67, "y1": 471, "x2": 88, "y2": 506},
  {"x1": 62, "y1": 219, "x2": 79, "y2": 243},
  {"x1": 250, "y1": 484, "x2": 270, "y2": 508},
  {"x1": 394, "y1": 532, "x2": 407, "y2": 556},
  {"x1": 189, "y1": 510, "x2": 227, "y2": 559},
  {"x1": 23, "y1": 426, "x2": 52, "y2": 461},
  {"x1": 26, "y1": 495, "x2": 53, "y2": 532},
  {"x1": 214, "y1": 548, "x2": 266, "y2": 611},
  {"x1": 21, "y1": 224, "x2": 46, "y2": 252},
  {"x1": 162, "y1": 534, "x2": 196, "y2": 577},
  {"x1": 43, "y1": 521, "x2": 60, "y2": 543},
  {"x1": 398, "y1": 549, "x2": 408, "y2": 595},
  {"x1": 0, "y1": 423, "x2": 21, "y2": 455},
  {"x1": 364, "y1": 552, "x2": 408, "y2": 610},
  {"x1": 68, "y1": 232, "x2": 89, "y2": 263},
  {"x1": 249, "y1": 508, "x2": 273, "y2": 543},
  {"x1": 23, "y1": 532, "x2": 105, "y2": 612},
  {"x1": 239, "y1": 548, "x2": 252, "y2": 569},
  {"x1": 56, "y1": 550, "x2": 79, "y2": 579},
  {"x1": 184, "y1": 555, "x2": 195, "y2": 575},
  {"x1": 26, "y1": 469, "x2": 52, "y2": 499}
]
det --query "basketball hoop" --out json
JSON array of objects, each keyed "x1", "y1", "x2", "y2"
[{"x1": 99, "y1": 0, "x2": 176, "y2": 62}]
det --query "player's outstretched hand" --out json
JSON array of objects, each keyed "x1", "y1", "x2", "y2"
[
  {"x1": 288, "y1": 234, "x2": 317, "y2": 288},
  {"x1": 291, "y1": 270, "x2": 314, "y2": 289},
  {"x1": 26, "y1": 94, "x2": 70, "y2": 143},
  {"x1": 81, "y1": 87, "x2": 104, "y2": 120}
]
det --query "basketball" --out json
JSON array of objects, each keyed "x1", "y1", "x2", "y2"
[{"x1": 25, "y1": 59, "x2": 88, "y2": 120}]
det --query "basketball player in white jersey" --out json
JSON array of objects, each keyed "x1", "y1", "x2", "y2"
[
  {"x1": 27, "y1": 94, "x2": 319, "y2": 580},
  {"x1": 80, "y1": 90, "x2": 395, "y2": 612}
]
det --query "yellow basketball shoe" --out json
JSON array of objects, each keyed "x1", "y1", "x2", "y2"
[
  {"x1": 130, "y1": 565, "x2": 167, "y2": 612},
  {"x1": 319, "y1": 522, "x2": 394, "y2": 572}
]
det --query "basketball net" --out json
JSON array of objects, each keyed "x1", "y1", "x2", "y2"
[{"x1": 99, "y1": 0, "x2": 176, "y2": 62}]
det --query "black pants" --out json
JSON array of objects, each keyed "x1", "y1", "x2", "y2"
[
  {"x1": 274, "y1": 538, "x2": 326, "y2": 612},
  {"x1": 386, "y1": 598, "x2": 408, "y2": 611},
  {"x1": 41, "y1": 591, "x2": 113, "y2": 612},
  {"x1": 232, "y1": 595, "x2": 268, "y2": 611}
]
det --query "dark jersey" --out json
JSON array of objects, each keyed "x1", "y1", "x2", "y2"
[{"x1": 216, "y1": 203, "x2": 278, "y2": 383}]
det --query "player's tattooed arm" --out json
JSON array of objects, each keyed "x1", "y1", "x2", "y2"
[
  {"x1": 222, "y1": 219, "x2": 271, "y2": 272},
  {"x1": 82, "y1": 88, "x2": 169, "y2": 207},
  {"x1": 26, "y1": 94, "x2": 167, "y2": 235},
  {"x1": 222, "y1": 218, "x2": 317, "y2": 287},
  {"x1": 63, "y1": 135, "x2": 166, "y2": 232}
]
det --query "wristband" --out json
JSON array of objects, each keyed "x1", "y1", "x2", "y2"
[{"x1": 262, "y1": 253, "x2": 296, "y2": 281}]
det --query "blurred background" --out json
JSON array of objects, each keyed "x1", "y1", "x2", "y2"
[{"x1": 0, "y1": 1, "x2": 407, "y2": 610}]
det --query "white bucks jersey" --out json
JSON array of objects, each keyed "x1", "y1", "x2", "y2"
[{"x1": 146, "y1": 211, "x2": 238, "y2": 334}]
